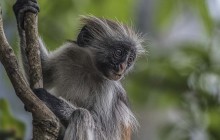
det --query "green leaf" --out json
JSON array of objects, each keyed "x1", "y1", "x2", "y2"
[{"x1": 0, "y1": 99, "x2": 25, "y2": 140}]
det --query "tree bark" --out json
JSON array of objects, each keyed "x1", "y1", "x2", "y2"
[
  {"x1": 0, "y1": 5, "x2": 60, "y2": 140},
  {"x1": 24, "y1": 12, "x2": 43, "y2": 89}
]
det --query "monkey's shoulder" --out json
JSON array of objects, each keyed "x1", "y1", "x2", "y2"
[
  {"x1": 51, "y1": 43, "x2": 91, "y2": 59},
  {"x1": 49, "y1": 43, "x2": 95, "y2": 70}
]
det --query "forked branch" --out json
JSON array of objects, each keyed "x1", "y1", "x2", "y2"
[{"x1": 0, "y1": 5, "x2": 60, "y2": 140}]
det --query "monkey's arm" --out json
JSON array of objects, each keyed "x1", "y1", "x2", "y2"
[
  {"x1": 33, "y1": 88, "x2": 75, "y2": 127},
  {"x1": 13, "y1": 0, "x2": 40, "y2": 80},
  {"x1": 13, "y1": 0, "x2": 50, "y2": 84},
  {"x1": 34, "y1": 88, "x2": 95, "y2": 140}
]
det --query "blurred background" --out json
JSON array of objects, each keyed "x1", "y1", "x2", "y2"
[{"x1": 1, "y1": 0, "x2": 220, "y2": 139}]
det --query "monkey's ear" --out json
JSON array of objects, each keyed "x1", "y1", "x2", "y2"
[{"x1": 77, "y1": 25, "x2": 93, "y2": 47}]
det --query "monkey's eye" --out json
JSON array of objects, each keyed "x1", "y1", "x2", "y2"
[
  {"x1": 128, "y1": 56, "x2": 134, "y2": 62},
  {"x1": 127, "y1": 56, "x2": 134, "y2": 66},
  {"x1": 114, "y1": 49, "x2": 122, "y2": 58}
]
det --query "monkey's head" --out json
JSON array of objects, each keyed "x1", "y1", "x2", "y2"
[{"x1": 77, "y1": 16, "x2": 144, "y2": 81}]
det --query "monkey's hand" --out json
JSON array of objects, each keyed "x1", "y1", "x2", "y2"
[
  {"x1": 13, "y1": 0, "x2": 40, "y2": 30},
  {"x1": 34, "y1": 89, "x2": 95, "y2": 139},
  {"x1": 33, "y1": 88, "x2": 75, "y2": 127}
]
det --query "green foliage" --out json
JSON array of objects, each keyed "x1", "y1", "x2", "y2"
[
  {"x1": 36, "y1": 0, "x2": 134, "y2": 49},
  {"x1": 126, "y1": 0, "x2": 220, "y2": 138},
  {"x1": 0, "y1": 99, "x2": 25, "y2": 140},
  {"x1": 155, "y1": 0, "x2": 213, "y2": 35},
  {"x1": 1, "y1": 0, "x2": 220, "y2": 140},
  {"x1": 126, "y1": 42, "x2": 220, "y2": 139}
]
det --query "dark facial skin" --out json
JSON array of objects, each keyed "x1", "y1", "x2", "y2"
[{"x1": 96, "y1": 42, "x2": 136, "y2": 81}]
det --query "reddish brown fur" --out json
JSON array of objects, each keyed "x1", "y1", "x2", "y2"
[{"x1": 121, "y1": 125, "x2": 131, "y2": 140}]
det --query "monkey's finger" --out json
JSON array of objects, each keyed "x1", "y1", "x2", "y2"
[
  {"x1": 13, "y1": 0, "x2": 40, "y2": 30},
  {"x1": 17, "y1": 5, "x2": 40, "y2": 30},
  {"x1": 13, "y1": 0, "x2": 40, "y2": 15}
]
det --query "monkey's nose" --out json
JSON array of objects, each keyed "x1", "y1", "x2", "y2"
[
  {"x1": 119, "y1": 63, "x2": 126, "y2": 71},
  {"x1": 116, "y1": 63, "x2": 127, "y2": 74}
]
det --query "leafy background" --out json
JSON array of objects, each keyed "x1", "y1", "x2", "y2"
[{"x1": 1, "y1": 0, "x2": 220, "y2": 140}]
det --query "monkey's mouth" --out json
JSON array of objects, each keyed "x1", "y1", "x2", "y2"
[
  {"x1": 113, "y1": 72, "x2": 122, "y2": 77},
  {"x1": 108, "y1": 71, "x2": 123, "y2": 81}
]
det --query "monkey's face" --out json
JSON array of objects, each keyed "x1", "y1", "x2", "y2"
[
  {"x1": 96, "y1": 43, "x2": 136, "y2": 81},
  {"x1": 76, "y1": 17, "x2": 143, "y2": 81}
]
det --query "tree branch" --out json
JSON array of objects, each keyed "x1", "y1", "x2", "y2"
[
  {"x1": 24, "y1": 12, "x2": 43, "y2": 89},
  {"x1": 0, "y1": 6, "x2": 60, "y2": 140}
]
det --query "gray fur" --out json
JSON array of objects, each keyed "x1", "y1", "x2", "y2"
[
  {"x1": 19, "y1": 16, "x2": 142, "y2": 140},
  {"x1": 79, "y1": 16, "x2": 144, "y2": 55},
  {"x1": 42, "y1": 43, "x2": 138, "y2": 140},
  {"x1": 64, "y1": 108, "x2": 95, "y2": 140}
]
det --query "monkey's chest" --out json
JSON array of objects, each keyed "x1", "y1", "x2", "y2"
[
  {"x1": 54, "y1": 82, "x2": 128, "y2": 140},
  {"x1": 54, "y1": 79, "x2": 115, "y2": 109}
]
